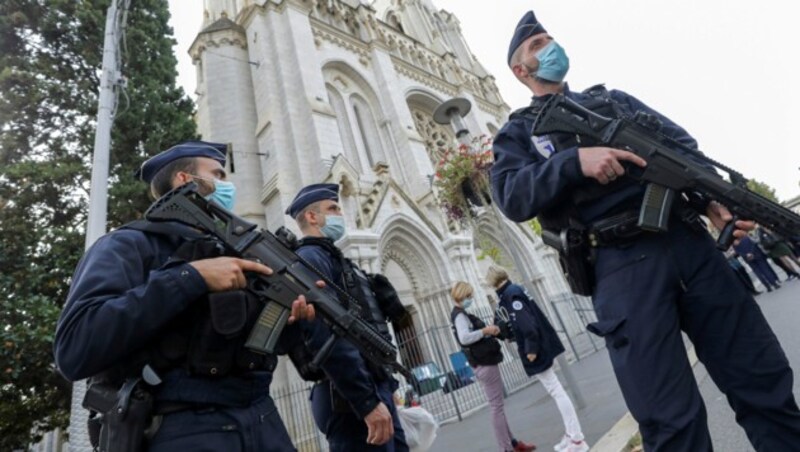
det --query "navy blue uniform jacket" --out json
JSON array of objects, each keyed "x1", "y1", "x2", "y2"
[
  {"x1": 54, "y1": 224, "x2": 210, "y2": 381},
  {"x1": 297, "y1": 243, "x2": 382, "y2": 419},
  {"x1": 496, "y1": 281, "x2": 564, "y2": 376},
  {"x1": 490, "y1": 85, "x2": 701, "y2": 224}
]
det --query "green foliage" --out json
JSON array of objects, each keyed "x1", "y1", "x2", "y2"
[
  {"x1": 474, "y1": 236, "x2": 511, "y2": 268},
  {"x1": 475, "y1": 238, "x2": 501, "y2": 262},
  {"x1": 527, "y1": 218, "x2": 542, "y2": 236},
  {"x1": 746, "y1": 178, "x2": 779, "y2": 203},
  {"x1": 0, "y1": 0, "x2": 196, "y2": 447}
]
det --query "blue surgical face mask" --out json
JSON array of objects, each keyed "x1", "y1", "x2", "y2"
[
  {"x1": 462, "y1": 297, "x2": 474, "y2": 309},
  {"x1": 194, "y1": 176, "x2": 236, "y2": 211},
  {"x1": 531, "y1": 40, "x2": 570, "y2": 83},
  {"x1": 321, "y1": 214, "x2": 346, "y2": 241}
]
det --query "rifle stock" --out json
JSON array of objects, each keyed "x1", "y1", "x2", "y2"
[
  {"x1": 533, "y1": 95, "x2": 800, "y2": 249},
  {"x1": 144, "y1": 183, "x2": 412, "y2": 380}
]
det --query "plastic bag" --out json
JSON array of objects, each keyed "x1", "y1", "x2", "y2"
[{"x1": 397, "y1": 406, "x2": 438, "y2": 452}]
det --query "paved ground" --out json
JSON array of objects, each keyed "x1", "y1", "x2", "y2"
[{"x1": 432, "y1": 279, "x2": 800, "y2": 452}]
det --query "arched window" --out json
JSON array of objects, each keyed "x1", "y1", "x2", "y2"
[
  {"x1": 351, "y1": 94, "x2": 386, "y2": 168},
  {"x1": 323, "y1": 65, "x2": 390, "y2": 175},
  {"x1": 386, "y1": 12, "x2": 404, "y2": 33},
  {"x1": 326, "y1": 84, "x2": 361, "y2": 169}
]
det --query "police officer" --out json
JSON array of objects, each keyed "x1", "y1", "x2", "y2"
[
  {"x1": 54, "y1": 141, "x2": 315, "y2": 451},
  {"x1": 491, "y1": 10, "x2": 800, "y2": 451},
  {"x1": 286, "y1": 183, "x2": 408, "y2": 452},
  {"x1": 486, "y1": 266, "x2": 586, "y2": 452}
]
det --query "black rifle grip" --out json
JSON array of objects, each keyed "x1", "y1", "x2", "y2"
[{"x1": 716, "y1": 214, "x2": 739, "y2": 250}]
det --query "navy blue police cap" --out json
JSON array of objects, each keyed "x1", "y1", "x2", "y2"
[
  {"x1": 507, "y1": 11, "x2": 547, "y2": 66},
  {"x1": 286, "y1": 183, "x2": 340, "y2": 218},
  {"x1": 136, "y1": 140, "x2": 227, "y2": 183}
]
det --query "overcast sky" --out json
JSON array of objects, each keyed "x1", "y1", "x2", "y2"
[{"x1": 167, "y1": 0, "x2": 799, "y2": 201}]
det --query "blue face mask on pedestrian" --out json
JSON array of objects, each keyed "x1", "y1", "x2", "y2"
[
  {"x1": 321, "y1": 215, "x2": 346, "y2": 241},
  {"x1": 462, "y1": 297, "x2": 474, "y2": 309},
  {"x1": 529, "y1": 40, "x2": 569, "y2": 82}
]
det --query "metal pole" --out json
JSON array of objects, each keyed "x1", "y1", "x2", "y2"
[
  {"x1": 85, "y1": 0, "x2": 123, "y2": 250},
  {"x1": 70, "y1": 1, "x2": 125, "y2": 450},
  {"x1": 549, "y1": 297, "x2": 580, "y2": 362}
]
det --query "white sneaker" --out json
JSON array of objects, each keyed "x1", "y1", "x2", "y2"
[
  {"x1": 564, "y1": 440, "x2": 590, "y2": 452},
  {"x1": 554, "y1": 435, "x2": 570, "y2": 451}
]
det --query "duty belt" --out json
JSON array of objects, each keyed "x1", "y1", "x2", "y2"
[
  {"x1": 587, "y1": 203, "x2": 703, "y2": 248},
  {"x1": 587, "y1": 210, "x2": 643, "y2": 247}
]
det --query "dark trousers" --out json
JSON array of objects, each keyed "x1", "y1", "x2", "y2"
[
  {"x1": 590, "y1": 222, "x2": 800, "y2": 451},
  {"x1": 310, "y1": 380, "x2": 408, "y2": 452},
  {"x1": 147, "y1": 395, "x2": 295, "y2": 452},
  {"x1": 747, "y1": 256, "x2": 781, "y2": 289}
]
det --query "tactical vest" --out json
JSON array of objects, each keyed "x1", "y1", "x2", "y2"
[
  {"x1": 509, "y1": 84, "x2": 636, "y2": 230},
  {"x1": 450, "y1": 307, "x2": 503, "y2": 367},
  {"x1": 293, "y1": 237, "x2": 396, "y2": 381},
  {"x1": 100, "y1": 220, "x2": 277, "y2": 383}
]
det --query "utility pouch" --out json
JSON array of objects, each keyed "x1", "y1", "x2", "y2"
[
  {"x1": 83, "y1": 378, "x2": 153, "y2": 452},
  {"x1": 542, "y1": 228, "x2": 595, "y2": 296}
]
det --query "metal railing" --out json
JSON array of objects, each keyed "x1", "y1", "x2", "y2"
[{"x1": 272, "y1": 303, "x2": 604, "y2": 451}]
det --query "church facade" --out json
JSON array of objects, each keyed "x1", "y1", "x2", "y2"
[{"x1": 190, "y1": 0, "x2": 592, "y2": 388}]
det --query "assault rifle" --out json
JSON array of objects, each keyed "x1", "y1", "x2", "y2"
[
  {"x1": 532, "y1": 94, "x2": 800, "y2": 249},
  {"x1": 145, "y1": 182, "x2": 412, "y2": 380}
]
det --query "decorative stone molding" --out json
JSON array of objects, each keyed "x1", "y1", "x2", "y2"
[
  {"x1": 189, "y1": 27, "x2": 248, "y2": 61},
  {"x1": 311, "y1": 23, "x2": 372, "y2": 66},
  {"x1": 393, "y1": 58, "x2": 457, "y2": 97},
  {"x1": 260, "y1": 173, "x2": 279, "y2": 204}
]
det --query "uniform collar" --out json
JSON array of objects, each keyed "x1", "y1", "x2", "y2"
[
  {"x1": 495, "y1": 280, "x2": 513, "y2": 296},
  {"x1": 530, "y1": 82, "x2": 573, "y2": 105}
]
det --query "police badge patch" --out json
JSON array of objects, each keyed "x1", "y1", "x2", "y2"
[
  {"x1": 532, "y1": 134, "x2": 555, "y2": 159},
  {"x1": 512, "y1": 300, "x2": 524, "y2": 311}
]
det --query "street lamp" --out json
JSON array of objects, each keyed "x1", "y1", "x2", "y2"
[{"x1": 433, "y1": 97, "x2": 472, "y2": 146}]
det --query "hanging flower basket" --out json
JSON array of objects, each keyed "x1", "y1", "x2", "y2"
[
  {"x1": 433, "y1": 135, "x2": 494, "y2": 222},
  {"x1": 461, "y1": 178, "x2": 491, "y2": 207}
]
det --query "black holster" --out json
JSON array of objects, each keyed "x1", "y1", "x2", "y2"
[
  {"x1": 83, "y1": 378, "x2": 154, "y2": 452},
  {"x1": 542, "y1": 228, "x2": 595, "y2": 296}
]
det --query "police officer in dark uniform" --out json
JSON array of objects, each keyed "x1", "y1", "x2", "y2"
[
  {"x1": 54, "y1": 141, "x2": 315, "y2": 451},
  {"x1": 486, "y1": 266, "x2": 586, "y2": 451},
  {"x1": 491, "y1": 11, "x2": 800, "y2": 451},
  {"x1": 286, "y1": 183, "x2": 408, "y2": 452}
]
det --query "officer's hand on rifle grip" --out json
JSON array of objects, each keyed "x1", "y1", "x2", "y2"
[
  {"x1": 705, "y1": 201, "x2": 755, "y2": 249},
  {"x1": 287, "y1": 281, "x2": 325, "y2": 323},
  {"x1": 189, "y1": 257, "x2": 273, "y2": 292},
  {"x1": 578, "y1": 147, "x2": 647, "y2": 185}
]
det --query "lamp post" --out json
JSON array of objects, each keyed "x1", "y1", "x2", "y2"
[
  {"x1": 68, "y1": 1, "x2": 131, "y2": 450},
  {"x1": 433, "y1": 97, "x2": 585, "y2": 408},
  {"x1": 433, "y1": 97, "x2": 472, "y2": 146}
]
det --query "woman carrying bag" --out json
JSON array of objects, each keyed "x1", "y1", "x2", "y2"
[
  {"x1": 450, "y1": 281, "x2": 536, "y2": 452},
  {"x1": 486, "y1": 266, "x2": 589, "y2": 452}
]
